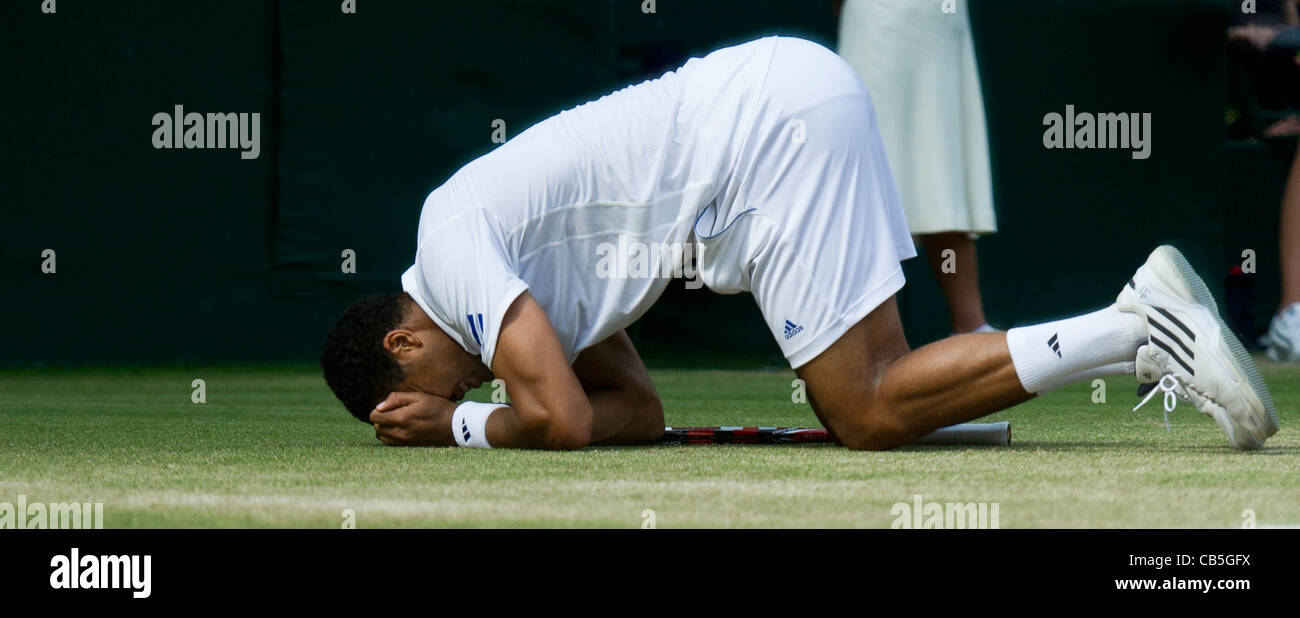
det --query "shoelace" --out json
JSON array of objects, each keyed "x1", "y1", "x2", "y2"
[{"x1": 1133, "y1": 374, "x2": 1181, "y2": 433}]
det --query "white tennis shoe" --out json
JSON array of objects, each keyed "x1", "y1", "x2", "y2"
[{"x1": 1117, "y1": 246, "x2": 1279, "y2": 450}]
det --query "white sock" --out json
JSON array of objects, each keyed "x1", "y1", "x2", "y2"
[
  {"x1": 1006, "y1": 305, "x2": 1146, "y2": 394},
  {"x1": 1035, "y1": 361, "x2": 1136, "y2": 394}
]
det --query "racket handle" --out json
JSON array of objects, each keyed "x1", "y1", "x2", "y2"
[{"x1": 910, "y1": 421, "x2": 1011, "y2": 446}]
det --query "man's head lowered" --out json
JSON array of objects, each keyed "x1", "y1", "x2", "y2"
[{"x1": 319, "y1": 292, "x2": 493, "y2": 422}]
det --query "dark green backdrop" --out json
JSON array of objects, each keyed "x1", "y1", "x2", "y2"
[{"x1": 2, "y1": 0, "x2": 1288, "y2": 366}]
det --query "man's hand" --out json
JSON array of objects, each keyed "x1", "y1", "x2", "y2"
[{"x1": 369, "y1": 391, "x2": 459, "y2": 446}]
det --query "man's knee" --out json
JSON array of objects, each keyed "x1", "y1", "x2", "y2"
[
  {"x1": 835, "y1": 399, "x2": 911, "y2": 451},
  {"x1": 793, "y1": 295, "x2": 912, "y2": 449}
]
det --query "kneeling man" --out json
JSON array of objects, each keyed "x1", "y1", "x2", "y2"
[{"x1": 320, "y1": 37, "x2": 1278, "y2": 451}]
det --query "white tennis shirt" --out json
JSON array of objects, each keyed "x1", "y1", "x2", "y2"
[{"x1": 402, "y1": 39, "x2": 782, "y2": 368}]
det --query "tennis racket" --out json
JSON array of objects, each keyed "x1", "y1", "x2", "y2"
[{"x1": 658, "y1": 421, "x2": 1010, "y2": 446}]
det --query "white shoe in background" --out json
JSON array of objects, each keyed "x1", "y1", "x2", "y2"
[{"x1": 1266, "y1": 302, "x2": 1300, "y2": 362}]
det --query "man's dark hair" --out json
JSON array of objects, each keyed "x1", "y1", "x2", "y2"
[{"x1": 320, "y1": 293, "x2": 410, "y2": 423}]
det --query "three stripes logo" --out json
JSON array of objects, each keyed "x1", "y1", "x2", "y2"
[
  {"x1": 784, "y1": 320, "x2": 804, "y2": 340},
  {"x1": 1125, "y1": 280, "x2": 1198, "y2": 376},
  {"x1": 1047, "y1": 333, "x2": 1062, "y2": 358},
  {"x1": 1147, "y1": 307, "x2": 1196, "y2": 377},
  {"x1": 466, "y1": 313, "x2": 486, "y2": 346},
  {"x1": 460, "y1": 416, "x2": 472, "y2": 442}
]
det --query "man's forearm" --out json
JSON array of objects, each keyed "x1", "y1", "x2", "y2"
[
  {"x1": 373, "y1": 377, "x2": 661, "y2": 450},
  {"x1": 476, "y1": 387, "x2": 659, "y2": 448},
  {"x1": 482, "y1": 402, "x2": 591, "y2": 450}
]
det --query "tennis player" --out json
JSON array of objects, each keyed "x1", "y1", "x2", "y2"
[{"x1": 320, "y1": 37, "x2": 1278, "y2": 451}]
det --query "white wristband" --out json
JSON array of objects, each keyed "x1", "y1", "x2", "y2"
[{"x1": 451, "y1": 401, "x2": 504, "y2": 448}]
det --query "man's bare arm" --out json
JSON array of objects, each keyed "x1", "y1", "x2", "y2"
[
  {"x1": 369, "y1": 294, "x2": 662, "y2": 449},
  {"x1": 572, "y1": 330, "x2": 664, "y2": 445},
  {"x1": 480, "y1": 291, "x2": 594, "y2": 449},
  {"x1": 369, "y1": 291, "x2": 588, "y2": 449}
]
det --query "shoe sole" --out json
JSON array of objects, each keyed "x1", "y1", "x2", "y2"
[{"x1": 1156, "y1": 246, "x2": 1280, "y2": 438}]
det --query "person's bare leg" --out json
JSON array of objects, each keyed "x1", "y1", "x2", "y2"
[
  {"x1": 795, "y1": 296, "x2": 1028, "y2": 450},
  {"x1": 921, "y1": 232, "x2": 989, "y2": 333},
  {"x1": 1278, "y1": 144, "x2": 1300, "y2": 311},
  {"x1": 796, "y1": 295, "x2": 1145, "y2": 450}
]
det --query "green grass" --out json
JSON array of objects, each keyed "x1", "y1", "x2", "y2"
[{"x1": 1, "y1": 362, "x2": 1297, "y2": 528}]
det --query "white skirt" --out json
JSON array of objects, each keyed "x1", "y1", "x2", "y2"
[{"x1": 837, "y1": 0, "x2": 997, "y2": 235}]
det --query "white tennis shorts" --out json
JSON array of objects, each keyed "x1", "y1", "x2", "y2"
[{"x1": 693, "y1": 37, "x2": 918, "y2": 368}]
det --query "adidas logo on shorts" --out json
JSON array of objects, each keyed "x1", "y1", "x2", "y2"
[{"x1": 784, "y1": 320, "x2": 804, "y2": 340}]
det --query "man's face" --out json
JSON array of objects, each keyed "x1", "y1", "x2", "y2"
[{"x1": 384, "y1": 301, "x2": 493, "y2": 402}]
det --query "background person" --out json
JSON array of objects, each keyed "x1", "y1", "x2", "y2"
[
  {"x1": 836, "y1": 0, "x2": 996, "y2": 335},
  {"x1": 1268, "y1": 143, "x2": 1300, "y2": 360}
]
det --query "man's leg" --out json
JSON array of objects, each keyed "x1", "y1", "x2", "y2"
[
  {"x1": 799, "y1": 246, "x2": 1279, "y2": 451},
  {"x1": 796, "y1": 296, "x2": 1145, "y2": 450}
]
